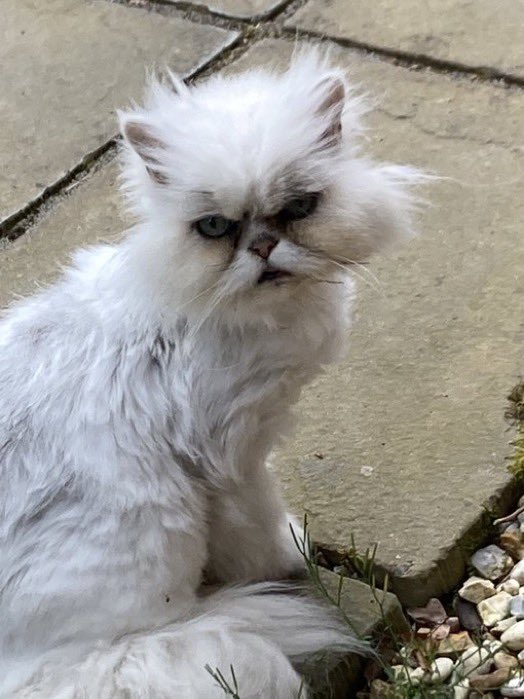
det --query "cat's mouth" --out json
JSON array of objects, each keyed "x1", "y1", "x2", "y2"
[{"x1": 257, "y1": 267, "x2": 293, "y2": 284}]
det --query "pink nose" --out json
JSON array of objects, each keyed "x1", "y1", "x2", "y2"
[{"x1": 248, "y1": 235, "x2": 279, "y2": 260}]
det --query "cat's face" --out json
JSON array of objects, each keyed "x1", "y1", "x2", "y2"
[{"x1": 119, "y1": 51, "x2": 421, "y2": 325}]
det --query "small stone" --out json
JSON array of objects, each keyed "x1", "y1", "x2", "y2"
[
  {"x1": 518, "y1": 649, "x2": 524, "y2": 666},
  {"x1": 502, "y1": 676, "x2": 524, "y2": 697},
  {"x1": 478, "y1": 591, "x2": 512, "y2": 626},
  {"x1": 430, "y1": 623, "x2": 450, "y2": 641},
  {"x1": 484, "y1": 639, "x2": 503, "y2": 654},
  {"x1": 499, "y1": 579, "x2": 521, "y2": 596},
  {"x1": 437, "y1": 631, "x2": 474, "y2": 656},
  {"x1": 501, "y1": 530, "x2": 524, "y2": 561},
  {"x1": 397, "y1": 645, "x2": 417, "y2": 668},
  {"x1": 407, "y1": 597, "x2": 447, "y2": 626},
  {"x1": 501, "y1": 619, "x2": 524, "y2": 650},
  {"x1": 493, "y1": 616, "x2": 517, "y2": 636},
  {"x1": 416, "y1": 626, "x2": 431, "y2": 639},
  {"x1": 510, "y1": 595, "x2": 524, "y2": 620},
  {"x1": 494, "y1": 651, "x2": 519, "y2": 671},
  {"x1": 471, "y1": 545, "x2": 513, "y2": 580},
  {"x1": 459, "y1": 576, "x2": 497, "y2": 603},
  {"x1": 453, "y1": 680, "x2": 470, "y2": 699},
  {"x1": 470, "y1": 667, "x2": 512, "y2": 691},
  {"x1": 447, "y1": 616, "x2": 460, "y2": 633},
  {"x1": 428, "y1": 657, "x2": 454, "y2": 683},
  {"x1": 370, "y1": 679, "x2": 394, "y2": 699},
  {"x1": 455, "y1": 645, "x2": 493, "y2": 679},
  {"x1": 510, "y1": 560, "x2": 524, "y2": 585},
  {"x1": 456, "y1": 597, "x2": 483, "y2": 632}
]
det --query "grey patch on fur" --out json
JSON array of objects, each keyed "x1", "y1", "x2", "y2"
[{"x1": 11, "y1": 475, "x2": 80, "y2": 535}]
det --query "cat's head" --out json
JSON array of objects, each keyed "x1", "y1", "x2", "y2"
[{"x1": 118, "y1": 49, "x2": 422, "y2": 327}]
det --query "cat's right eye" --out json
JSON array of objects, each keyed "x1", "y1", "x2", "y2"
[{"x1": 194, "y1": 215, "x2": 240, "y2": 239}]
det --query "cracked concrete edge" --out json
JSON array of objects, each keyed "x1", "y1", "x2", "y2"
[
  {"x1": 152, "y1": 0, "x2": 298, "y2": 23},
  {"x1": 318, "y1": 479, "x2": 521, "y2": 608},
  {"x1": 109, "y1": 0, "x2": 248, "y2": 31},
  {"x1": 317, "y1": 570, "x2": 408, "y2": 696}
]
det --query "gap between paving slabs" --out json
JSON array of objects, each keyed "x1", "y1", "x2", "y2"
[
  {"x1": 127, "y1": 0, "x2": 293, "y2": 23},
  {"x1": 7, "y1": 0, "x2": 524, "y2": 242},
  {"x1": 0, "y1": 0, "x2": 242, "y2": 239}
]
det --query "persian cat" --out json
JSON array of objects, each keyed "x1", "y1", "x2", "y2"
[{"x1": 0, "y1": 49, "x2": 421, "y2": 697}]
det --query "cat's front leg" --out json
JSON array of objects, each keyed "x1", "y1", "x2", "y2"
[{"x1": 205, "y1": 464, "x2": 306, "y2": 583}]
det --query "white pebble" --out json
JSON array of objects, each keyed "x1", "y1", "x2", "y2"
[
  {"x1": 510, "y1": 560, "x2": 524, "y2": 585},
  {"x1": 502, "y1": 676, "x2": 524, "y2": 697},
  {"x1": 459, "y1": 576, "x2": 496, "y2": 603},
  {"x1": 502, "y1": 620, "x2": 524, "y2": 650},
  {"x1": 453, "y1": 680, "x2": 470, "y2": 699},
  {"x1": 478, "y1": 591, "x2": 512, "y2": 626},
  {"x1": 494, "y1": 616, "x2": 518, "y2": 635},
  {"x1": 484, "y1": 639, "x2": 503, "y2": 654},
  {"x1": 499, "y1": 579, "x2": 521, "y2": 596},
  {"x1": 428, "y1": 657, "x2": 453, "y2": 683},
  {"x1": 510, "y1": 595, "x2": 524, "y2": 620},
  {"x1": 518, "y1": 649, "x2": 524, "y2": 667},
  {"x1": 455, "y1": 645, "x2": 492, "y2": 678}
]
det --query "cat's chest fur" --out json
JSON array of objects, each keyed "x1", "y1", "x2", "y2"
[{"x1": 158, "y1": 321, "x2": 309, "y2": 482}]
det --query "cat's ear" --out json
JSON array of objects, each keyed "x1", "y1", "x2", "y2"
[
  {"x1": 316, "y1": 77, "x2": 345, "y2": 146},
  {"x1": 119, "y1": 115, "x2": 169, "y2": 185}
]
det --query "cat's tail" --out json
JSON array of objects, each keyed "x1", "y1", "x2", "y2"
[{"x1": 9, "y1": 583, "x2": 365, "y2": 699}]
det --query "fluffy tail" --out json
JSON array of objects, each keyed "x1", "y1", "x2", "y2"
[{"x1": 9, "y1": 584, "x2": 365, "y2": 699}]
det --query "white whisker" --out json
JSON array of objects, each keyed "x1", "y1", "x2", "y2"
[{"x1": 329, "y1": 254, "x2": 382, "y2": 291}]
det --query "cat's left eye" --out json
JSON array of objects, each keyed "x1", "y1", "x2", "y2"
[
  {"x1": 194, "y1": 215, "x2": 240, "y2": 239},
  {"x1": 277, "y1": 193, "x2": 320, "y2": 222}
]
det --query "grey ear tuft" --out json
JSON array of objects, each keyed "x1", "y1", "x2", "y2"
[
  {"x1": 316, "y1": 77, "x2": 345, "y2": 145},
  {"x1": 120, "y1": 118, "x2": 169, "y2": 185}
]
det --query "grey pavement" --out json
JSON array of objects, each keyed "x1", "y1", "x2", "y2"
[
  {"x1": 187, "y1": 0, "x2": 283, "y2": 20},
  {"x1": 1, "y1": 0, "x2": 524, "y2": 611},
  {"x1": 1, "y1": 0, "x2": 237, "y2": 227},
  {"x1": 286, "y1": 0, "x2": 524, "y2": 81}
]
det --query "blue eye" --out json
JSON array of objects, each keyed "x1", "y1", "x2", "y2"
[
  {"x1": 194, "y1": 216, "x2": 240, "y2": 239},
  {"x1": 278, "y1": 193, "x2": 319, "y2": 222}
]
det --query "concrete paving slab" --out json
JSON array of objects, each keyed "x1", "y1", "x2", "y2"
[
  {"x1": 0, "y1": 163, "x2": 125, "y2": 309},
  {"x1": 178, "y1": 0, "x2": 284, "y2": 20},
  {"x1": 286, "y1": 0, "x2": 524, "y2": 80},
  {"x1": 1, "y1": 0, "x2": 237, "y2": 226},
  {"x1": 226, "y1": 39, "x2": 524, "y2": 605}
]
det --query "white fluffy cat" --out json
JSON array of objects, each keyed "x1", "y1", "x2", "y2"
[{"x1": 0, "y1": 49, "x2": 421, "y2": 697}]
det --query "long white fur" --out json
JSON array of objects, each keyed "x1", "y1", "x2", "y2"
[{"x1": 0, "y1": 48, "x2": 422, "y2": 697}]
